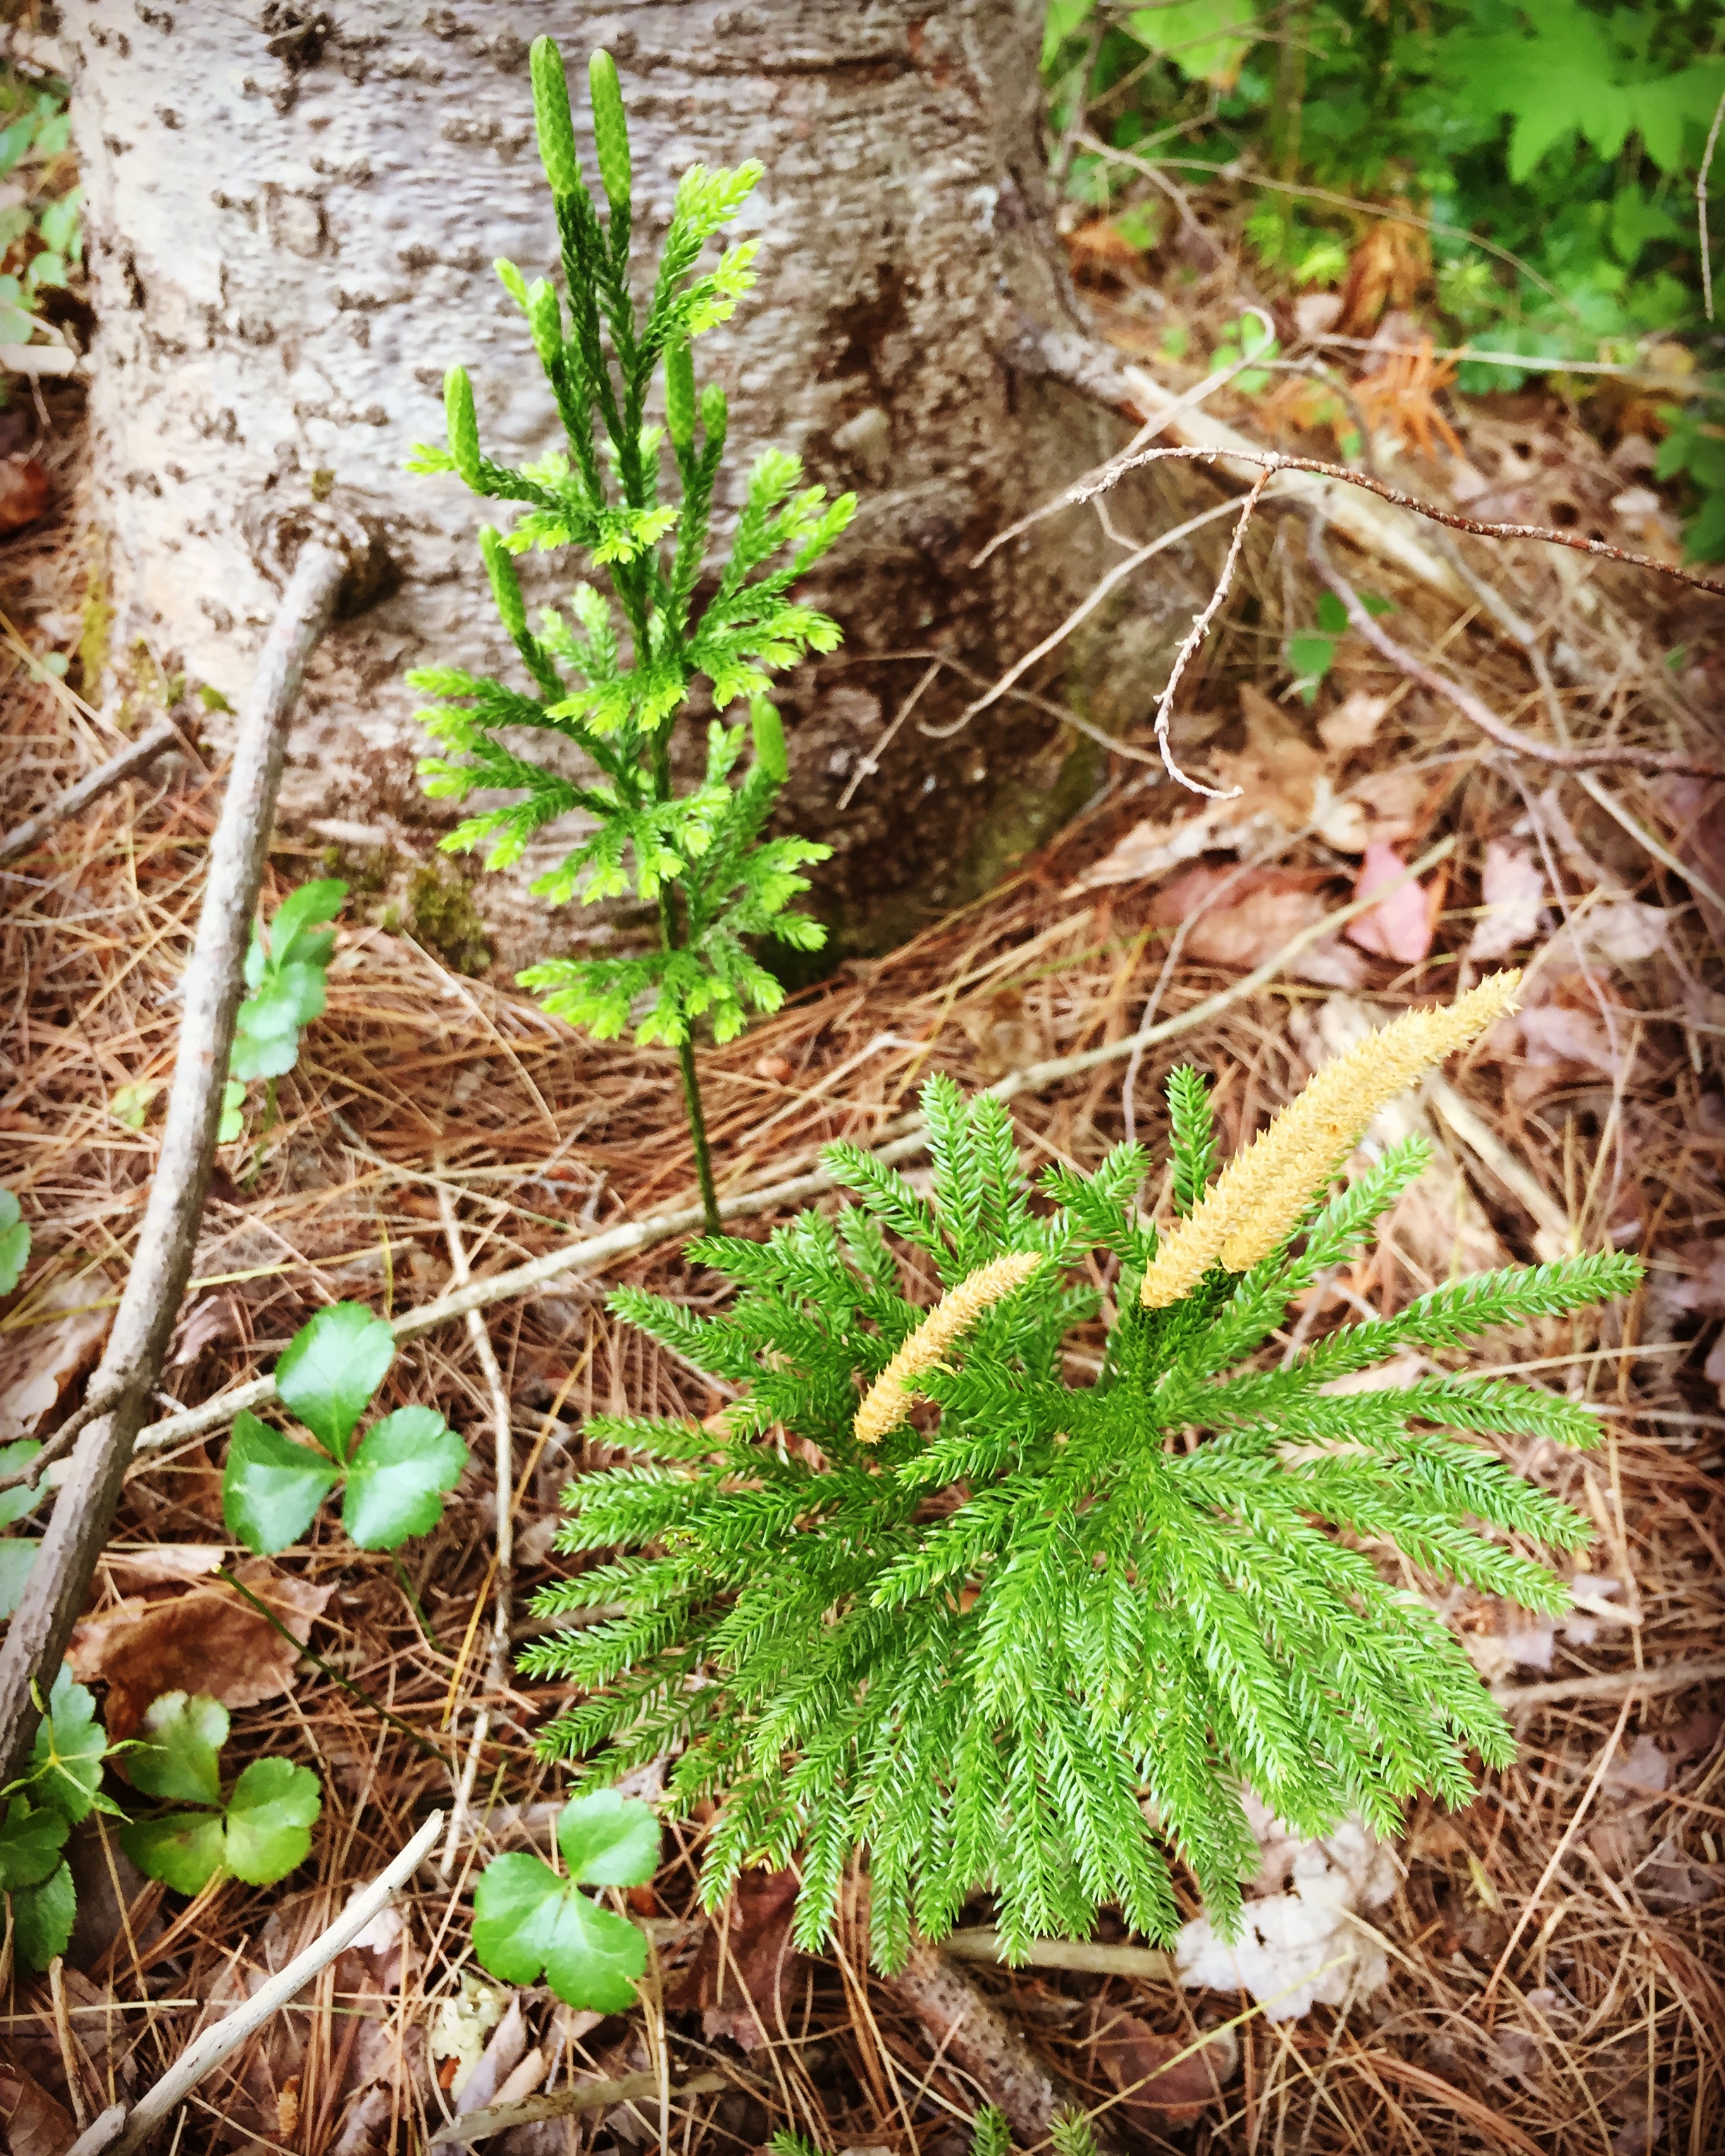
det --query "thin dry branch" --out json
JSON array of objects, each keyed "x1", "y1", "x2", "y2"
[
  {"x1": 0, "y1": 717, "x2": 180, "y2": 867},
  {"x1": 0, "y1": 540, "x2": 350, "y2": 1782},
  {"x1": 1306, "y1": 516, "x2": 1724, "y2": 781}
]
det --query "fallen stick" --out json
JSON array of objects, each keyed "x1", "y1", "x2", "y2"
[
  {"x1": 942, "y1": 1927, "x2": 1177, "y2": 1981},
  {"x1": 1492, "y1": 1652, "x2": 1725, "y2": 1711},
  {"x1": 67, "y1": 1810, "x2": 445, "y2": 2156},
  {"x1": 131, "y1": 838, "x2": 1453, "y2": 1455},
  {"x1": 0, "y1": 717, "x2": 180, "y2": 867},
  {"x1": 428, "y1": 2070, "x2": 728, "y2": 2148},
  {"x1": 0, "y1": 533, "x2": 357, "y2": 1783}
]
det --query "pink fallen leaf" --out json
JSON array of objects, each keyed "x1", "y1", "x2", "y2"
[{"x1": 1345, "y1": 841, "x2": 1439, "y2": 965}]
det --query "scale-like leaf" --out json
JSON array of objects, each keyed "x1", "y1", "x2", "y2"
[
  {"x1": 342, "y1": 1407, "x2": 468, "y2": 1550},
  {"x1": 128, "y1": 1692, "x2": 228, "y2": 1806},
  {"x1": 276, "y1": 1303, "x2": 395, "y2": 1453},
  {"x1": 223, "y1": 1410, "x2": 340, "y2": 1555}
]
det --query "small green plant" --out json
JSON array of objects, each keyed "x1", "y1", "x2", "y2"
[
  {"x1": 471, "y1": 1786, "x2": 660, "y2": 2010},
  {"x1": 0, "y1": 1664, "x2": 111, "y2": 1969},
  {"x1": 0, "y1": 1437, "x2": 47, "y2": 1618},
  {"x1": 223, "y1": 877, "x2": 348, "y2": 1141},
  {"x1": 0, "y1": 68, "x2": 80, "y2": 361},
  {"x1": 1211, "y1": 310, "x2": 1280, "y2": 393},
  {"x1": 0, "y1": 1187, "x2": 29, "y2": 1292},
  {"x1": 407, "y1": 40, "x2": 855, "y2": 1232},
  {"x1": 522, "y1": 974, "x2": 1640, "y2": 1969},
  {"x1": 1287, "y1": 587, "x2": 1395, "y2": 702},
  {"x1": 119, "y1": 1692, "x2": 323, "y2": 1895},
  {"x1": 222, "y1": 1302, "x2": 466, "y2": 1556}
]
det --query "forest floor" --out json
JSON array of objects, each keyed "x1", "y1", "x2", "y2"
[{"x1": 3, "y1": 261, "x2": 1725, "y2": 2156}]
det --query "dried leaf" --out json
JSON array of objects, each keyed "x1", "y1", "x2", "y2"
[
  {"x1": 68, "y1": 1560, "x2": 331, "y2": 1742},
  {"x1": 1149, "y1": 865, "x2": 1367, "y2": 983},
  {"x1": 96, "y1": 1544, "x2": 226, "y2": 1594},
  {"x1": 0, "y1": 1270, "x2": 116, "y2": 1442},
  {"x1": 1466, "y1": 841, "x2": 1545, "y2": 962},
  {"x1": 1317, "y1": 690, "x2": 1391, "y2": 755},
  {"x1": 0, "y1": 456, "x2": 51, "y2": 535},
  {"x1": 1345, "y1": 841, "x2": 1440, "y2": 965},
  {"x1": 0, "y1": 2064, "x2": 75, "y2": 2156},
  {"x1": 1087, "y1": 2001, "x2": 1238, "y2": 2128},
  {"x1": 664, "y1": 1867, "x2": 804, "y2": 2052},
  {"x1": 1602, "y1": 1733, "x2": 1670, "y2": 1798}
]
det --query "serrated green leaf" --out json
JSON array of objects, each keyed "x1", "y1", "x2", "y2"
[
  {"x1": 342, "y1": 1407, "x2": 468, "y2": 1550},
  {"x1": 556, "y1": 1788, "x2": 661, "y2": 1885},
  {"x1": 223, "y1": 1756, "x2": 322, "y2": 1885},
  {"x1": 30, "y1": 1664, "x2": 106, "y2": 1822},
  {"x1": 0, "y1": 1537, "x2": 37, "y2": 1618},
  {"x1": 128, "y1": 1692, "x2": 228, "y2": 1806},
  {"x1": 276, "y1": 1303, "x2": 395, "y2": 1455},
  {"x1": 0, "y1": 1795, "x2": 68, "y2": 1890},
  {"x1": 11, "y1": 1858, "x2": 75, "y2": 1969},
  {"x1": 223, "y1": 1409, "x2": 341, "y2": 1556},
  {"x1": 121, "y1": 1810, "x2": 226, "y2": 1896},
  {"x1": 471, "y1": 1850, "x2": 648, "y2": 2012},
  {"x1": 0, "y1": 1440, "x2": 44, "y2": 1528}
]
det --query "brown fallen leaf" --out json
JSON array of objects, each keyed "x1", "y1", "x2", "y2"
[
  {"x1": 1086, "y1": 1997, "x2": 1238, "y2": 2130},
  {"x1": 665, "y1": 1868, "x2": 805, "y2": 2052},
  {"x1": 0, "y1": 2063, "x2": 77, "y2": 2156},
  {"x1": 1345, "y1": 841, "x2": 1441, "y2": 965},
  {"x1": 0, "y1": 1268, "x2": 116, "y2": 1442},
  {"x1": 69, "y1": 1558, "x2": 332, "y2": 1742},
  {"x1": 97, "y1": 1543, "x2": 227, "y2": 1594},
  {"x1": 1318, "y1": 689, "x2": 1392, "y2": 755},
  {"x1": 0, "y1": 455, "x2": 51, "y2": 535},
  {"x1": 1149, "y1": 864, "x2": 1367, "y2": 984},
  {"x1": 1466, "y1": 841, "x2": 1545, "y2": 962}
]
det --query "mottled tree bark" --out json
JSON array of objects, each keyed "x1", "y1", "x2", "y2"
[{"x1": 71, "y1": 0, "x2": 1177, "y2": 954}]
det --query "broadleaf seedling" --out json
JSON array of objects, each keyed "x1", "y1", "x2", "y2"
[
  {"x1": 120, "y1": 1692, "x2": 323, "y2": 1895},
  {"x1": 0, "y1": 1664, "x2": 113, "y2": 1969},
  {"x1": 471, "y1": 1788, "x2": 660, "y2": 2012},
  {"x1": 225, "y1": 877, "x2": 348, "y2": 1143},
  {"x1": 1288, "y1": 588, "x2": 1395, "y2": 702},
  {"x1": 222, "y1": 1302, "x2": 466, "y2": 1556}
]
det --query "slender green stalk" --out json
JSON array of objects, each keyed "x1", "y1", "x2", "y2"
[{"x1": 677, "y1": 1034, "x2": 721, "y2": 1235}]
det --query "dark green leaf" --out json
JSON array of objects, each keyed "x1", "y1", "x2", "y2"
[
  {"x1": 471, "y1": 1850, "x2": 648, "y2": 2012},
  {"x1": 276, "y1": 1303, "x2": 395, "y2": 1454},
  {"x1": 223, "y1": 1410, "x2": 340, "y2": 1556},
  {"x1": 121, "y1": 1811, "x2": 225, "y2": 1896},
  {"x1": 128, "y1": 1692, "x2": 228, "y2": 1806},
  {"x1": 30, "y1": 1664, "x2": 106, "y2": 1822},
  {"x1": 556, "y1": 1788, "x2": 661, "y2": 1886},
  {"x1": 0, "y1": 1795, "x2": 68, "y2": 1890},
  {"x1": 223, "y1": 1757, "x2": 322, "y2": 1885},
  {"x1": 0, "y1": 1439, "x2": 43, "y2": 1528},
  {"x1": 1315, "y1": 591, "x2": 1351, "y2": 636},
  {"x1": 11, "y1": 1858, "x2": 75, "y2": 1969},
  {"x1": 342, "y1": 1408, "x2": 466, "y2": 1550}
]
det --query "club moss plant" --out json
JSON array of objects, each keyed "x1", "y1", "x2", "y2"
[{"x1": 521, "y1": 971, "x2": 1642, "y2": 1967}]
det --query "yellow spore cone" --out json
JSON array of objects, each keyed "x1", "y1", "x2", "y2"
[
  {"x1": 854, "y1": 1249, "x2": 1044, "y2": 1445},
  {"x1": 1139, "y1": 970, "x2": 1521, "y2": 1309}
]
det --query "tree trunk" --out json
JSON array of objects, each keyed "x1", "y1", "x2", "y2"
[{"x1": 71, "y1": 0, "x2": 1172, "y2": 958}]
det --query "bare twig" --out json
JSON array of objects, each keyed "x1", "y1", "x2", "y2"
[
  {"x1": 1702, "y1": 85, "x2": 1725, "y2": 322},
  {"x1": 77, "y1": 1810, "x2": 445, "y2": 2156},
  {"x1": 435, "y1": 1179, "x2": 514, "y2": 1695},
  {"x1": 1492, "y1": 1652, "x2": 1725, "y2": 1711},
  {"x1": 0, "y1": 719, "x2": 180, "y2": 867},
  {"x1": 1306, "y1": 516, "x2": 1723, "y2": 779},
  {"x1": 943, "y1": 1928, "x2": 1177, "y2": 1981},
  {"x1": 132, "y1": 838, "x2": 1453, "y2": 1454},
  {"x1": 428, "y1": 2073, "x2": 729, "y2": 2148},
  {"x1": 0, "y1": 539, "x2": 352, "y2": 1784},
  {"x1": 1101, "y1": 441, "x2": 1725, "y2": 601},
  {"x1": 1152, "y1": 469, "x2": 1269, "y2": 795}
]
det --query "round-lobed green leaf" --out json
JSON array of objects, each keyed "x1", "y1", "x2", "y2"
[
  {"x1": 11, "y1": 1858, "x2": 75, "y2": 1969},
  {"x1": 342, "y1": 1408, "x2": 468, "y2": 1551},
  {"x1": 556, "y1": 1788, "x2": 661, "y2": 1886},
  {"x1": 276, "y1": 1303, "x2": 395, "y2": 1455},
  {"x1": 121, "y1": 1810, "x2": 227, "y2": 1897},
  {"x1": 224, "y1": 1756, "x2": 323, "y2": 1885},
  {"x1": 223, "y1": 1411, "x2": 341, "y2": 1556},
  {"x1": 0, "y1": 1795, "x2": 69, "y2": 1891},
  {"x1": 127, "y1": 1692, "x2": 228, "y2": 1807}
]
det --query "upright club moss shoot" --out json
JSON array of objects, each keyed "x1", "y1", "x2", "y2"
[{"x1": 407, "y1": 41, "x2": 855, "y2": 1232}]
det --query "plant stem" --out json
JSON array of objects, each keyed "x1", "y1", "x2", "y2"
[
  {"x1": 677, "y1": 1031, "x2": 721, "y2": 1237},
  {"x1": 392, "y1": 1553, "x2": 443, "y2": 1654}
]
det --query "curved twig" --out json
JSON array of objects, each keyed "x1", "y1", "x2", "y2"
[
  {"x1": 0, "y1": 719, "x2": 180, "y2": 867},
  {"x1": 1306, "y1": 516, "x2": 1724, "y2": 781},
  {"x1": 1151, "y1": 469, "x2": 1269, "y2": 795}
]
